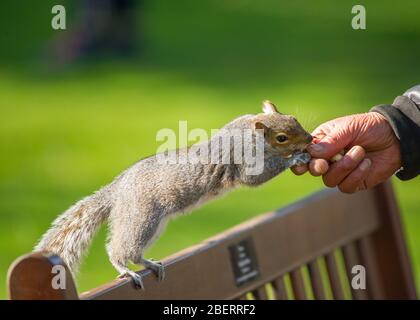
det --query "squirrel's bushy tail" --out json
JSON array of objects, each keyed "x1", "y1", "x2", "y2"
[{"x1": 34, "y1": 187, "x2": 112, "y2": 274}]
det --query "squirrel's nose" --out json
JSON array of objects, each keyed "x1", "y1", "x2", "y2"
[{"x1": 306, "y1": 134, "x2": 313, "y2": 143}]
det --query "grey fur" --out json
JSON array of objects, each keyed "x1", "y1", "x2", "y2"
[{"x1": 34, "y1": 106, "x2": 311, "y2": 288}]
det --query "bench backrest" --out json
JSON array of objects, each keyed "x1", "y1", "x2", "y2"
[{"x1": 8, "y1": 180, "x2": 417, "y2": 299}]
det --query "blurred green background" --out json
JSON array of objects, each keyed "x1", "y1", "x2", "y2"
[{"x1": 0, "y1": 1, "x2": 419, "y2": 299}]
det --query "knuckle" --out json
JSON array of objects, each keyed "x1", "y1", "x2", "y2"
[{"x1": 340, "y1": 158, "x2": 355, "y2": 171}]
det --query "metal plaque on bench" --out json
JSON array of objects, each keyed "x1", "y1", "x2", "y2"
[{"x1": 229, "y1": 237, "x2": 260, "y2": 287}]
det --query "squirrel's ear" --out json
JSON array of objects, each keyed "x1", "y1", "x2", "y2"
[
  {"x1": 262, "y1": 100, "x2": 280, "y2": 114},
  {"x1": 254, "y1": 121, "x2": 269, "y2": 135}
]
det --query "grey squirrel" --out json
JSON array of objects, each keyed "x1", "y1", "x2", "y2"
[{"x1": 34, "y1": 101, "x2": 312, "y2": 289}]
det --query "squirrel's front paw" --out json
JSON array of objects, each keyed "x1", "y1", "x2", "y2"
[{"x1": 288, "y1": 152, "x2": 311, "y2": 167}]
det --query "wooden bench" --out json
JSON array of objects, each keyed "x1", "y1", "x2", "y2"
[{"x1": 7, "y1": 180, "x2": 417, "y2": 300}]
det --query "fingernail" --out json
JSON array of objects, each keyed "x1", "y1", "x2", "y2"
[
  {"x1": 360, "y1": 158, "x2": 371, "y2": 171},
  {"x1": 349, "y1": 145, "x2": 364, "y2": 157},
  {"x1": 308, "y1": 144, "x2": 323, "y2": 153}
]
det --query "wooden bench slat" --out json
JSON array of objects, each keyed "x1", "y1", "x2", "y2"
[
  {"x1": 368, "y1": 183, "x2": 417, "y2": 299},
  {"x1": 308, "y1": 259, "x2": 326, "y2": 300},
  {"x1": 290, "y1": 268, "x2": 307, "y2": 300},
  {"x1": 325, "y1": 252, "x2": 345, "y2": 300},
  {"x1": 271, "y1": 276, "x2": 288, "y2": 300},
  {"x1": 252, "y1": 285, "x2": 268, "y2": 300},
  {"x1": 342, "y1": 242, "x2": 368, "y2": 300},
  {"x1": 356, "y1": 236, "x2": 384, "y2": 299}
]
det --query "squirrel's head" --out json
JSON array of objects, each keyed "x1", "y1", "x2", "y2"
[{"x1": 253, "y1": 101, "x2": 312, "y2": 158}]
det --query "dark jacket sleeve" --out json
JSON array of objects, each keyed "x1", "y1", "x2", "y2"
[{"x1": 370, "y1": 85, "x2": 420, "y2": 181}]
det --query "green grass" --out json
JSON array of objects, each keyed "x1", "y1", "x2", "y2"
[{"x1": 0, "y1": 1, "x2": 419, "y2": 298}]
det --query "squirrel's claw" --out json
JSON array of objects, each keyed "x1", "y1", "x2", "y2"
[
  {"x1": 155, "y1": 261, "x2": 165, "y2": 282},
  {"x1": 118, "y1": 271, "x2": 144, "y2": 289},
  {"x1": 142, "y1": 258, "x2": 165, "y2": 281}
]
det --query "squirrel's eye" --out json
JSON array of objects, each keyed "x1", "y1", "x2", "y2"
[{"x1": 276, "y1": 134, "x2": 288, "y2": 143}]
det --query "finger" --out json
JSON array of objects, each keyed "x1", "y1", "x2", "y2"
[
  {"x1": 322, "y1": 145, "x2": 366, "y2": 188},
  {"x1": 310, "y1": 129, "x2": 327, "y2": 144},
  {"x1": 308, "y1": 158, "x2": 329, "y2": 176},
  {"x1": 308, "y1": 127, "x2": 353, "y2": 159},
  {"x1": 338, "y1": 158, "x2": 372, "y2": 193},
  {"x1": 311, "y1": 122, "x2": 334, "y2": 139},
  {"x1": 311, "y1": 132, "x2": 327, "y2": 144},
  {"x1": 291, "y1": 164, "x2": 308, "y2": 175},
  {"x1": 310, "y1": 120, "x2": 336, "y2": 143}
]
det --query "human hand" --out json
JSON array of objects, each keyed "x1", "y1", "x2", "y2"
[{"x1": 292, "y1": 112, "x2": 402, "y2": 193}]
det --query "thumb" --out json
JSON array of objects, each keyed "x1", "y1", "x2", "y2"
[{"x1": 308, "y1": 127, "x2": 352, "y2": 159}]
